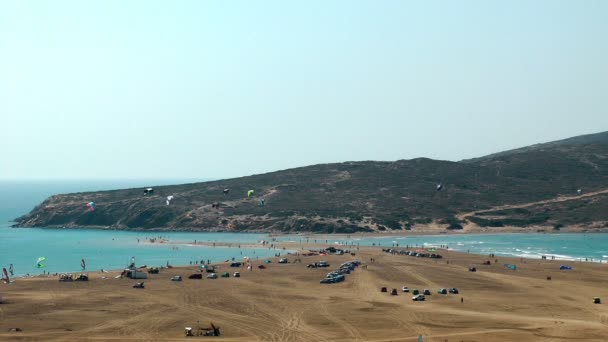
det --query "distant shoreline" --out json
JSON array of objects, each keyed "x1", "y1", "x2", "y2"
[{"x1": 8, "y1": 223, "x2": 608, "y2": 236}]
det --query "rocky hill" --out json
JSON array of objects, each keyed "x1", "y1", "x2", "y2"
[{"x1": 14, "y1": 132, "x2": 608, "y2": 233}]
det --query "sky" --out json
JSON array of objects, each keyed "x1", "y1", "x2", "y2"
[{"x1": 1, "y1": 1, "x2": 607, "y2": 180}]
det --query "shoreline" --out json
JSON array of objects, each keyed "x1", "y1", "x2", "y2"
[
  {"x1": 3, "y1": 228, "x2": 608, "y2": 280},
  {"x1": 8, "y1": 223, "x2": 608, "y2": 235}
]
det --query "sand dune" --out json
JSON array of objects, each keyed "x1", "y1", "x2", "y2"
[{"x1": 1, "y1": 246, "x2": 608, "y2": 341}]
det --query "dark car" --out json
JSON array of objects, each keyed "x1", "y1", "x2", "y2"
[
  {"x1": 230, "y1": 262, "x2": 242, "y2": 267},
  {"x1": 449, "y1": 288, "x2": 459, "y2": 294},
  {"x1": 423, "y1": 289, "x2": 431, "y2": 295},
  {"x1": 333, "y1": 275, "x2": 345, "y2": 282},
  {"x1": 320, "y1": 278, "x2": 335, "y2": 284}
]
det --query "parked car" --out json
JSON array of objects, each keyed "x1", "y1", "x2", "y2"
[
  {"x1": 412, "y1": 294, "x2": 425, "y2": 301},
  {"x1": 318, "y1": 261, "x2": 330, "y2": 267},
  {"x1": 320, "y1": 278, "x2": 335, "y2": 284},
  {"x1": 381, "y1": 287, "x2": 388, "y2": 292},
  {"x1": 279, "y1": 258, "x2": 288, "y2": 263},
  {"x1": 207, "y1": 273, "x2": 218, "y2": 279},
  {"x1": 233, "y1": 272, "x2": 240, "y2": 278},
  {"x1": 593, "y1": 297, "x2": 601, "y2": 304},
  {"x1": 423, "y1": 289, "x2": 431, "y2": 295},
  {"x1": 412, "y1": 289, "x2": 419, "y2": 295},
  {"x1": 188, "y1": 273, "x2": 202, "y2": 279},
  {"x1": 230, "y1": 262, "x2": 242, "y2": 267},
  {"x1": 390, "y1": 289, "x2": 398, "y2": 295},
  {"x1": 133, "y1": 282, "x2": 145, "y2": 289},
  {"x1": 449, "y1": 288, "x2": 459, "y2": 294},
  {"x1": 402, "y1": 286, "x2": 409, "y2": 292},
  {"x1": 221, "y1": 272, "x2": 230, "y2": 278},
  {"x1": 437, "y1": 288, "x2": 447, "y2": 294},
  {"x1": 171, "y1": 275, "x2": 182, "y2": 281}
]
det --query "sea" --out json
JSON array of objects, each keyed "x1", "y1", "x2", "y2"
[{"x1": 1, "y1": 180, "x2": 608, "y2": 276}]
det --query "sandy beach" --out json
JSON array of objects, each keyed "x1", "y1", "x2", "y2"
[{"x1": 1, "y1": 246, "x2": 608, "y2": 342}]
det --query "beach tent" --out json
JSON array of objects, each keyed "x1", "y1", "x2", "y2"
[
  {"x1": 503, "y1": 263, "x2": 517, "y2": 270},
  {"x1": 559, "y1": 265, "x2": 572, "y2": 270}
]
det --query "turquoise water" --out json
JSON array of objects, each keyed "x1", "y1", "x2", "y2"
[
  {"x1": 302, "y1": 233, "x2": 608, "y2": 262},
  {"x1": 0, "y1": 226, "x2": 275, "y2": 276}
]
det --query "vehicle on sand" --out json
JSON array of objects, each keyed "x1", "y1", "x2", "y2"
[
  {"x1": 381, "y1": 287, "x2": 388, "y2": 292},
  {"x1": 75, "y1": 274, "x2": 89, "y2": 281},
  {"x1": 449, "y1": 288, "x2": 459, "y2": 294},
  {"x1": 423, "y1": 289, "x2": 431, "y2": 295},
  {"x1": 412, "y1": 294, "x2": 425, "y2": 301},
  {"x1": 185, "y1": 323, "x2": 220, "y2": 337},
  {"x1": 437, "y1": 288, "x2": 447, "y2": 294},
  {"x1": 171, "y1": 276, "x2": 182, "y2": 281},
  {"x1": 402, "y1": 286, "x2": 409, "y2": 292},
  {"x1": 189, "y1": 274, "x2": 202, "y2": 279},
  {"x1": 233, "y1": 272, "x2": 240, "y2": 277},
  {"x1": 133, "y1": 282, "x2": 145, "y2": 289},
  {"x1": 279, "y1": 258, "x2": 288, "y2": 263},
  {"x1": 221, "y1": 272, "x2": 230, "y2": 278},
  {"x1": 390, "y1": 289, "x2": 398, "y2": 295},
  {"x1": 207, "y1": 273, "x2": 218, "y2": 279},
  {"x1": 59, "y1": 274, "x2": 73, "y2": 282},
  {"x1": 593, "y1": 297, "x2": 601, "y2": 304}
]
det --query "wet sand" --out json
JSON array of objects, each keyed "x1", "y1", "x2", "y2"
[{"x1": 1, "y1": 246, "x2": 608, "y2": 341}]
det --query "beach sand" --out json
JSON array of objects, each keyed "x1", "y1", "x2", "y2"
[{"x1": 1, "y1": 247, "x2": 608, "y2": 341}]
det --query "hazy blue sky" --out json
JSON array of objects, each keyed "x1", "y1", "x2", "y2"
[{"x1": 1, "y1": 1, "x2": 607, "y2": 180}]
